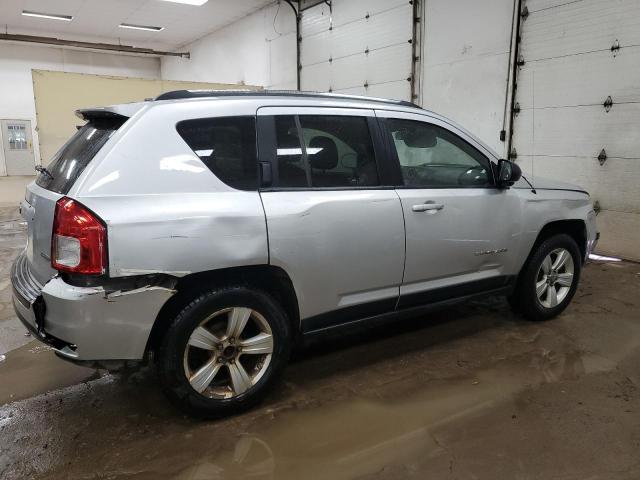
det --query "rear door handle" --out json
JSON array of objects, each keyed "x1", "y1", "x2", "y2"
[{"x1": 412, "y1": 202, "x2": 444, "y2": 213}]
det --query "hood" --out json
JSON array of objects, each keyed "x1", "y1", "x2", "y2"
[{"x1": 515, "y1": 175, "x2": 588, "y2": 194}]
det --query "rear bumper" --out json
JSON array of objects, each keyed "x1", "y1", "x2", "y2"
[{"x1": 11, "y1": 252, "x2": 175, "y2": 362}]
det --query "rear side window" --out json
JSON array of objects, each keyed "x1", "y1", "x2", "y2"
[
  {"x1": 36, "y1": 120, "x2": 121, "y2": 194},
  {"x1": 274, "y1": 115, "x2": 379, "y2": 188},
  {"x1": 177, "y1": 116, "x2": 258, "y2": 191}
]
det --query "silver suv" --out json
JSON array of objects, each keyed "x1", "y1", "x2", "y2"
[{"x1": 11, "y1": 91, "x2": 598, "y2": 417}]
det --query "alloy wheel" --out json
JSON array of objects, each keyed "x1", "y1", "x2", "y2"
[
  {"x1": 535, "y1": 248, "x2": 575, "y2": 308},
  {"x1": 183, "y1": 307, "x2": 274, "y2": 399}
]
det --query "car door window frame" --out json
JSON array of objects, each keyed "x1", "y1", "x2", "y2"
[
  {"x1": 378, "y1": 114, "x2": 498, "y2": 189},
  {"x1": 256, "y1": 108, "x2": 397, "y2": 191}
]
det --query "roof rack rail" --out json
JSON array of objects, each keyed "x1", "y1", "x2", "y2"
[{"x1": 154, "y1": 89, "x2": 421, "y2": 109}]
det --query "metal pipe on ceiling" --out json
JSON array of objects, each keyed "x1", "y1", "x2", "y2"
[{"x1": 0, "y1": 33, "x2": 190, "y2": 58}]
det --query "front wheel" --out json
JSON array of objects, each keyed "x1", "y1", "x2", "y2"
[
  {"x1": 157, "y1": 287, "x2": 291, "y2": 418},
  {"x1": 510, "y1": 233, "x2": 582, "y2": 321}
]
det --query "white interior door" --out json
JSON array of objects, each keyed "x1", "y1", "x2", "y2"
[
  {"x1": 511, "y1": 0, "x2": 640, "y2": 260},
  {"x1": 1, "y1": 119, "x2": 35, "y2": 176}
]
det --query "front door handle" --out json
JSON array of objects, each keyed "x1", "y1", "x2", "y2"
[{"x1": 412, "y1": 202, "x2": 445, "y2": 213}]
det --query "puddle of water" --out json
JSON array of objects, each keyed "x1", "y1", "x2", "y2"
[{"x1": 0, "y1": 341, "x2": 97, "y2": 406}]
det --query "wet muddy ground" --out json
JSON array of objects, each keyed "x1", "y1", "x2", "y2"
[{"x1": 1, "y1": 205, "x2": 639, "y2": 479}]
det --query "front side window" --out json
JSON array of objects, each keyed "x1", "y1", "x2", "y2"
[
  {"x1": 386, "y1": 119, "x2": 492, "y2": 188},
  {"x1": 274, "y1": 115, "x2": 379, "y2": 188},
  {"x1": 177, "y1": 116, "x2": 258, "y2": 190}
]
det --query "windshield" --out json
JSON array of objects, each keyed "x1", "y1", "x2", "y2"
[{"x1": 35, "y1": 120, "x2": 123, "y2": 194}]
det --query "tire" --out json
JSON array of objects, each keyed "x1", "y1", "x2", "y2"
[
  {"x1": 157, "y1": 286, "x2": 291, "y2": 418},
  {"x1": 510, "y1": 233, "x2": 582, "y2": 321}
]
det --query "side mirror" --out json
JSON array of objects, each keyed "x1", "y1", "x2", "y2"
[{"x1": 496, "y1": 159, "x2": 522, "y2": 188}]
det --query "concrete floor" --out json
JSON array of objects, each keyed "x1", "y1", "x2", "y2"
[{"x1": 0, "y1": 205, "x2": 639, "y2": 480}]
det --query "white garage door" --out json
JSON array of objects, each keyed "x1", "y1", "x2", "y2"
[
  {"x1": 299, "y1": 0, "x2": 414, "y2": 101},
  {"x1": 512, "y1": 0, "x2": 640, "y2": 260}
]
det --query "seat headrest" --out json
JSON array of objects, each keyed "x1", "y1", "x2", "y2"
[{"x1": 308, "y1": 136, "x2": 338, "y2": 170}]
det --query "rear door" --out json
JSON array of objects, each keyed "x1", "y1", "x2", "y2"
[
  {"x1": 257, "y1": 106, "x2": 405, "y2": 330},
  {"x1": 377, "y1": 110, "x2": 522, "y2": 308}
]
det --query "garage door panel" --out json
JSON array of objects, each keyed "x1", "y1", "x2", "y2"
[
  {"x1": 331, "y1": 44, "x2": 412, "y2": 90},
  {"x1": 334, "y1": 80, "x2": 410, "y2": 102},
  {"x1": 301, "y1": 5, "x2": 411, "y2": 67},
  {"x1": 512, "y1": 104, "x2": 640, "y2": 159},
  {"x1": 300, "y1": 63, "x2": 331, "y2": 91},
  {"x1": 301, "y1": 44, "x2": 411, "y2": 92},
  {"x1": 300, "y1": 0, "x2": 413, "y2": 102},
  {"x1": 526, "y1": 0, "x2": 585, "y2": 11},
  {"x1": 331, "y1": 0, "x2": 407, "y2": 28},
  {"x1": 521, "y1": 155, "x2": 640, "y2": 214},
  {"x1": 517, "y1": 46, "x2": 640, "y2": 108},
  {"x1": 300, "y1": 4, "x2": 330, "y2": 37},
  {"x1": 521, "y1": 0, "x2": 640, "y2": 61}
]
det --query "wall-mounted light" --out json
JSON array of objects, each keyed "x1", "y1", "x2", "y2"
[
  {"x1": 119, "y1": 23, "x2": 164, "y2": 32},
  {"x1": 22, "y1": 10, "x2": 73, "y2": 21}
]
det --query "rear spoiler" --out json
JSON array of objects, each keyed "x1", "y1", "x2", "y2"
[{"x1": 75, "y1": 102, "x2": 148, "y2": 121}]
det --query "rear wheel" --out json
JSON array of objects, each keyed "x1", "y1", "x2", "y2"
[
  {"x1": 510, "y1": 234, "x2": 581, "y2": 321},
  {"x1": 157, "y1": 287, "x2": 291, "y2": 418}
]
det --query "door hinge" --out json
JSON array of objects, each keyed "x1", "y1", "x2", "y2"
[
  {"x1": 593, "y1": 200, "x2": 601, "y2": 214},
  {"x1": 499, "y1": 130, "x2": 506, "y2": 141},
  {"x1": 521, "y1": 6, "x2": 529, "y2": 19},
  {"x1": 516, "y1": 55, "x2": 525, "y2": 67},
  {"x1": 611, "y1": 39, "x2": 620, "y2": 56},
  {"x1": 513, "y1": 102, "x2": 521, "y2": 115},
  {"x1": 508, "y1": 148, "x2": 518, "y2": 160},
  {"x1": 603, "y1": 95, "x2": 613, "y2": 112},
  {"x1": 597, "y1": 149, "x2": 607, "y2": 166}
]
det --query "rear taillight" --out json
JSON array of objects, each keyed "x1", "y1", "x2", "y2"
[{"x1": 52, "y1": 197, "x2": 107, "y2": 275}]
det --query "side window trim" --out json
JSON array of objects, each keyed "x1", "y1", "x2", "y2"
[{"x1": 379, "y1": 115, "x2": 496, "y2": 189}]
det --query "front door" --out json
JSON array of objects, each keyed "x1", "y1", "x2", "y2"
[
  {"x1": 377, "y1": 111, "x2": 521, "y2": 308},
  {"x1": 257, "y1": 107, "x2": 405, "y2": 330},
  {"x1": 1, "y1": 119, "x2": 35, "y2": 176}
]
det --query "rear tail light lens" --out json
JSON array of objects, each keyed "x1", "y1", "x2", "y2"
[{"x1": 52, "y1": 198, "x2": 107, "y2": 275}]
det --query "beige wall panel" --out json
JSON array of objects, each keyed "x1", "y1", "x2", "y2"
[{"x1": 32, "y1": 69, "x2": 260, "y2": 165}]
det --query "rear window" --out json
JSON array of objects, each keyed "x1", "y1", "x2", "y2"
[
  {"x1": 36, "y1": 120, "x2": 122, "y2": 194},
  {"x1": 176, "y1": 116, "x2": 258, "y2": 191}
]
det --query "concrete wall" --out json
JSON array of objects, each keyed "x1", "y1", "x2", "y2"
[
  {"x1": 161, "y1": 2, "x2": 296, "y2": 90},
  {"x1": 0, "y1": 42, "x2": 160, "y2": 176}
]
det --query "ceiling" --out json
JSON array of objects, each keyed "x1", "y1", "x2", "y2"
[{"x1": 0, "y1": 0, "x2": 275, "y2": 51}]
